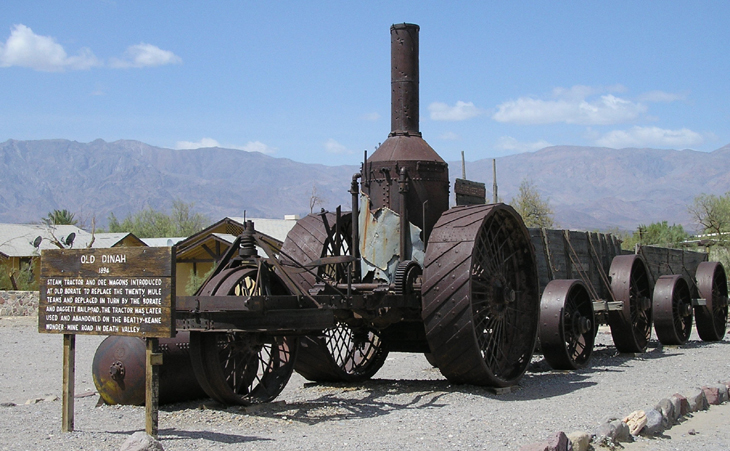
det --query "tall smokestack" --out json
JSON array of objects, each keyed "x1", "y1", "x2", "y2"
[
  {"x1": 390, "y1": 23, "x2": 420, "y2": 136},
  {"x1": 365, "y1": 24, "x2": 449, "y2": 244}
]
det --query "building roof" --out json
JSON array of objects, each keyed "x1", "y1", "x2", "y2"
[
  {"x1": 0, "y1": 224, "x2": 144, "y2": 258},
  {"x1": 225, "y1": 217, "x2": 298, "y2": 242},
  {"x1": 141, "y1": 237, "x2": 187, "y2": 247},
  {"x1": 174, "y1": 217, "x2": 299, "y2": 263}
]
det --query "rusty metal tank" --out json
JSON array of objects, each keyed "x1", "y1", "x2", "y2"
[
  {"x1": 363, "y1": 23, "x2": 450, "y2": 244},
  {"x1": 92, "y1": 332, "x2": 206, "y2": 405}
]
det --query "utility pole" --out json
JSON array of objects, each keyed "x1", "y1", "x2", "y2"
[{"x1": 492, "y1": 159, "x2": 498, "y2": 203}]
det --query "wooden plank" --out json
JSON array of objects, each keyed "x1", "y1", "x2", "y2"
[
  {"x1": 529, "y1": 228, "x2": 551, "y2": 293},
  {"x1": 544, "y1": 229, "x2": 567, "y2": 279},
  {"x1": 61, "y1": 334, "x2": 75, "y2": 432},
  {"x1": 638, "y1": 245, "x2": 708, "y2": 282},
  {"x1": 38, "y1": 247, "x2": 175, "y2": 338}
]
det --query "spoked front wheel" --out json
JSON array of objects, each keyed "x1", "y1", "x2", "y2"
[
  {"x1": 295, "y1": 324, "x2": 388, "y2": 382},
  {"x1": 281, "y1": 212, "x2": 390, "y2": 382},
  {"x1": 189, "y1": 266, "x2": 298, "y2": 405},
  {"x1": 189, "y1": 331, "x2": 297, "y2": 405}
]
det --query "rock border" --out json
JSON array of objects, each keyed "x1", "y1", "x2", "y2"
[{"x1": 519, "y1": 380, "x2": 730, "y2": 451}]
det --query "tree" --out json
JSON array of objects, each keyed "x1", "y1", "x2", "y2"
[
  {"x1": 309, "y1": 184, "x2": 325, "y2": 214},
  {"x1": 688, "y1": 193, "x2": 730, "y2": 238},
  {"x1": 0, "y1": 258, "x2": 38, "y2": 291},
  {"x1": 42, "y1": 209, "x2": 78, "y2": 226},
  {"x1": 621, "y1": 221, "x2": 690, "y2": 251},
  {"x1": 108, "y1": 200, "x2": 209, "y2": 238},
  {"x1": 511, "y1": 179, "x2": 555, "y2": 228}
]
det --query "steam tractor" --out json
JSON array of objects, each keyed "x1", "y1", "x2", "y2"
[{"x1": 93, "y1": 24, "x2": 728, "y2": 406}]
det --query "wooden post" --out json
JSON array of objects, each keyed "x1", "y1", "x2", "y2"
[
  {"x1": 62, "y1": 333, "x2": 75, "y2": 432},
  {"x1": 145, "y1": 338, "x2": 162, "y2": 438}
]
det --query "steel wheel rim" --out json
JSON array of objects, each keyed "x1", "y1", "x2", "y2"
[
  {"x1": 282, "y1": 212, "x2": 389, "y2": 382},
  {"x1": 695, "y1": 261, "x2": 728, "y2": 341},
  {"x1": 190, "y1": 267, "x2": 297, "y2": 405},
  {"x1": 540, "y1": 279, "x2": 595, "y2": 370},
  {"x1": 608, "y1": 255, "x2": 652, "y2": 353},
  {"x1": 323, "y1": 324, "x2": 385, "y2": 376},
  {"x1": 471, "y1": 212, "x2": 537, "y2": 381},
  {"x1": 422, "y1": 204, "x2": 539, "y2": 387},
  {"x1": 653, "y1": 275, "x2": 693, "y2": 345}
]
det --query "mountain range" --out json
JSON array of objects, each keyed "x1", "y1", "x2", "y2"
[{"x1": 1, "y1": 139, "x2": 728, "y2": 233}]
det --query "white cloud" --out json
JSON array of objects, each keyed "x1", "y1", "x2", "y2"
[
  {"x1": 0, "y1": 24, "x2": 100, "y2": 71},
  {"x1": 361, "y1": 112, "x2": 380, "y2": 121},
  {"x1": 110, "y1": 43, "x2": 182, "y2": 68},
  {"x1": 638, "y1": 90, "x2": 686, "y2": 103},
  {"x1": 429, "y1": 101, "x2": 481, "y2": 121},
  {"x1": 595, "y1": 126, "x2": 704, "y2": 149},
  {"x1": 175, "y1": 138, "x2": 276, "y2": 154},
  {"x1": 0, "y1": 25, "x2": 181, "y2": 72},
  {"x1": 239, "y1": 141, "x2": 276, "y2": 154},
  {"x1": 492, "y1": 86, "x2": 647, "y2": 125},
  {"x1": 439, "y1": 131, "x2": 461, "y2": 141},
  {"x1": 176, "y1": 138, "x2": 221, "y2": 149},
  {"x1": 324, "y1": 139, "x2": 353, "y2": 154},
  {"x1": 494, "y1": 136, "x2": 552, "y2": 153}
]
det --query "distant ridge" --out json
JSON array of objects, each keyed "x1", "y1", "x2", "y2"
[{"x1": 1, "y1": 139, "x2": 729, "y2": 232}]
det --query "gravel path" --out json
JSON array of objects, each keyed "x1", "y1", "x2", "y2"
[{"x1": 2, "y1": 315, "x2": 730, "y2": 450}]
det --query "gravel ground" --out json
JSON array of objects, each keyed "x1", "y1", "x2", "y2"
[{"x1": 2, "y1": 315, "x2": 730, "y2": 451}]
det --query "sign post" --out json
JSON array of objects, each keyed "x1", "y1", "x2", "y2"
[
  {"x1": 62, "y1": 334, "x2": 75, "y2": 432},
  {"x1": 38, "y1": 247, "x2": 175, "y2": 438}
]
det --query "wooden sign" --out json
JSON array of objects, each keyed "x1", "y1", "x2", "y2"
[
  {"x1": 38, "y1": 247, "x2": 175, "y2": 338},
  {"x1": 455, "y1": 178, "x2": 487, "y2": 206}
]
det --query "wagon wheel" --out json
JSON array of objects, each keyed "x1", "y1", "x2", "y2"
[
  {"x1": 189, "y1": 267, "x2": 298, "y2": 405},
  {"x1": 296, "y1": 325, "x2": 388, "y2": 382},
  {"x1": 539, "y1": 279, "x2": 596, "y2": 370},
  {"x1": 280, "y1": 212, "x2": 389, "y2": 382},
  {"x1": 422, "y1": 204, "x2": 540, "y2": 387},
  {"x1": 653, "y1": 275, "x2": 693, "y2": 345},
  {"x1": 607, "y1": 255, "x2": 653, "y2": 353},
  {"x1": 694, "y1": 261, "x2": 728, "y2": 341}
]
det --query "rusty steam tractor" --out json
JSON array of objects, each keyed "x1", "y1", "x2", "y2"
[{"x1": 93, "y1": 24, "x2": 728, "y2": 406}]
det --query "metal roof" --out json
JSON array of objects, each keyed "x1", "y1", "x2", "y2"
[
  {"x1": 0, "y1": 224, "x2": 139, "y2": 258},
  {"x1": 141, "y1": 237, "x2": 187, "y2": 247},
  {"x1": 226, "y1": 217, "x2": 298, "y2": 242}
]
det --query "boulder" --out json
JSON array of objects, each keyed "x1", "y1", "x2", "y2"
[
  {"x1": 655, "y1": 398, "x2": 677, "y2": 425},
  {"x1": 702, "y1": 386, "x2": 721, "y2": 405},
  {"x1": 713, "y1": 384, "x2": 729, "y2": 403},
  {"x1": 120, "y1": 432, "x2": 164, "y2": 451},
  {"x1": 623, "y1": 410, "x2": 647, "y2": 436},
  {"x1": 642, "y1": 409, "x2": 664, "y2": 436},
  {"x1": 566, "y1": 431, "x2": 591, "y2": 451},
  {"x1": 545, "y1": 431, "x2": 573, "y2": 451},
  {"x1": 671, "y1": 393, "x2": 690, "y2": 417},
  {"x1": 687, "y1": 388, "x2": 709, "y2": 411}
]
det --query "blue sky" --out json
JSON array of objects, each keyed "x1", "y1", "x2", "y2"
[{"x1": 1, "y1": 1, "x2": 728, "y2": 165}]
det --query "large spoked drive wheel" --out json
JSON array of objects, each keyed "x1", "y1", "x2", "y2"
[
  {"x1": 189, "y1": 267, "x2": 298, "y2": 405},
  {"x1": 653, "y1": 275, "x2": 693, "y2": 345},
  {"x1": 295, "y1": 325, "x2": 388, "y2": 382},
  {"x1": 422, "y1": 204, "x2": 540, "y2": 387},
  {"x1": 694, "y1": 261, "x2": 728, "y2": 341},
  {"x1": 539, "y1": 279, "x2": 596, "y2": 370},
  {"x1": 280, "y1": 212, "x2": 389, "y2": 382},
  {"x1": 607, "y1": 255, "x2": 653, "y2": 353}
]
